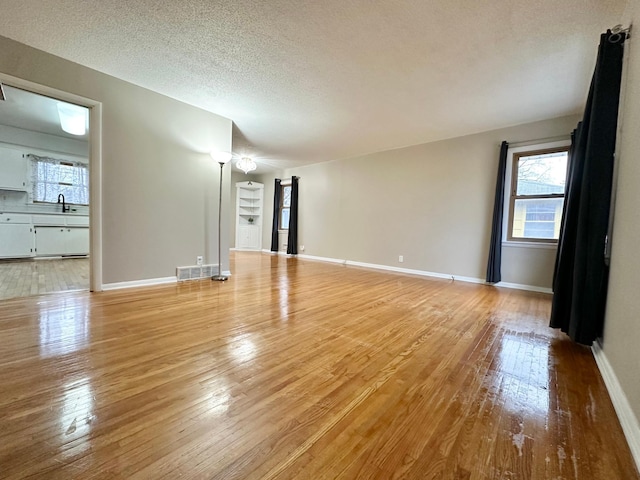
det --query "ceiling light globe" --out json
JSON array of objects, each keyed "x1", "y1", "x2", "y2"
[{"x1": 237, "y1": 157, "x2": 257, "y2": 174}]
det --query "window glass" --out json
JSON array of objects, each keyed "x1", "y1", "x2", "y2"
[
  {"x1": 279, "y1": 185, "x2": 292, "y2": 230},
  {"x1": 513, "y1": 198, "x2": 564, "y2": 239},
  {"x1": 30, "y1": 155, "x2": 89, "y2": 205},
  {"x1": 508, "y1": 147, "x2": 568, "y2": 242},
  {"x1": 516, "y1": 152, "x2": 567, "y2": 196},
  {"x1": 281, "y1": 208, "x2": 290, "y2": 230},
  {"x1": 283, "y1": 186, "x2": 291, "y2": 207}
]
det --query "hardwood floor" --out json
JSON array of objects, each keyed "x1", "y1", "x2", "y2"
[
  {"x1": 0, "y1": 257, "x2": 89, "y2": 300},
  {"x1": 0, "y1": 252, "x2": 637, "y2": 479}
]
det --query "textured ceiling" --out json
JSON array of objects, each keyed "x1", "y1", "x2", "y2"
[{"x1": 0, "y1": 0, "x2": 628, "y2": 170}]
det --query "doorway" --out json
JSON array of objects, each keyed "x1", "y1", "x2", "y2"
[{"x1": 0, "y1": 77, "x2": 102, "y2": 299}]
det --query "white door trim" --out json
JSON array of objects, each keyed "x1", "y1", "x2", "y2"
[{"x1": 0, "y1": 72, "x2": 103, "y2": 291}]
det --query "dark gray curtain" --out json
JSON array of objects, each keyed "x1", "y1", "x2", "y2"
[
  {"x1": 286, "y1": 176, "x2": 299, "y2": 255},
  {"x1": 550, "y1": 30, "x2": 626, "y2": 345},
  {"x1": 552, "y1": 131, "x2": 576, "y2": 289},
  {"x1": 486, "y1": 141, "x2": 509, "y2": 283},
  {"x1": 270, "y1": 178, "x2": 281, "y2": 252}
]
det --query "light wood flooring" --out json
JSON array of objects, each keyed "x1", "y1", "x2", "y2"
[
  {"x1": 0, "y1": 252, "x2": 637, "y2": 479},
  {"x1": 0, "y1": 257, "x2": 89, "y2": 300}
]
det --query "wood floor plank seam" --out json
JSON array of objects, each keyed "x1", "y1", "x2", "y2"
[{"x1": 0, "y1": 252, "x2": 637, "y2": 479}]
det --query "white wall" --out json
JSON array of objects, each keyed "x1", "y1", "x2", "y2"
[
  {"x1": 265, "y1": 115, "x2": 578, "y2": 288},
  {"x1": 602, "y1": 0, "x2": 640, "y2": 446},
  {"x1": 0, "y1": 35, "x2": 232, "y2": 284}
]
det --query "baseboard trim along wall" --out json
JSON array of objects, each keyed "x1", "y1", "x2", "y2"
[
  {"x1": 291, "y1": 253, "x2": 551, "y2": 293},
  {"x1": 492, "y1": 282, "x2": 553, "y2": 294},
  {"x1": 345, "y1": 259, "x2": 485, "y2": 284},
  {"x1": 102, "y1": 276, "x2": 177, "y2": 291},
  {"x1": 592, "y1": 341, "x2": 640, "y2": 472},
  {"x1": 102, "y1": 271, "x2": 232, "y2": 291}
]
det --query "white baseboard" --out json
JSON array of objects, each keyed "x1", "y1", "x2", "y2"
[
  {"x1": 345, "y1": 259, "x2": 485, "y2": 284},
  {"x1": 293, "y1": 253, "x2": 548, "y2": 293},
  {"x1": 102, "y1": 276, "x2": 177, "y2": 291},
  {"x1": 592, "y1": 341, "x2": 640, "y2": 472},
  {"x1": 101, "y1": 271, "x2": 232, "y2": 291},
  {"x1": 262, "y1": 249, "x2": 293, "y2": 256},
  {"x1": 298, "y1": 253, "x2": 345, "y2": 264},
  {"x1": 492, "y1": 282, "x2": 553, "y2": 294}
]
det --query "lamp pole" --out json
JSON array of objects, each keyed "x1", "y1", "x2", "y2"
[{"x1": 211, "y1": 152, "x2": 232, "y2": 281}]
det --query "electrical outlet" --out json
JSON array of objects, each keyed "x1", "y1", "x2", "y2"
[
  {"x1": 399, "y1": 255, "x2": 404, "y2": 263},
  {"x1": 300, "y1": 245, "x2": 305, "y2": 251},
  {"x1": 196, "y1": 256, "x2": 203, "y2": 266}
]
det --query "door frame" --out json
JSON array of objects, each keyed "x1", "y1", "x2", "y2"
[{"x1": 0, "y1": 72, "x2": 103, "y2": 291}]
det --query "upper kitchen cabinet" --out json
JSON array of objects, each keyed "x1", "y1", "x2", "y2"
[{"x1": 0, "y1": 146, "x2": 28, "y2": 191}]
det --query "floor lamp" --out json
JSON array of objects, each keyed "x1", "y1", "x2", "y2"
[{"x1": 211, "y1": 151, "x2": 232, "y2": 281}]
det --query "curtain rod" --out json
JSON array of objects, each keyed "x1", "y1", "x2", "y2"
[
  {"x1": 610, "y1": 24, "x2": 632, "y2": 42},
  {"x1": 507, "y1": 135, "x2": 570, "y2": 149},
  {"x1": 611, "y1": 24, "x2": 632, "y2": 36}
]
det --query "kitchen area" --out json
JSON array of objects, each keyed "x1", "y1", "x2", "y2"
[{"x1": 0, "y1": 84, "x2": 90, "y2": 300}]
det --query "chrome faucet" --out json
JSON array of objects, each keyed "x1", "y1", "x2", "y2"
[{"x1": 57, "y1": 193, "x2": 70, "y2": 213}]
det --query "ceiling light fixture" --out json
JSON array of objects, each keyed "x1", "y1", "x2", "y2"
[
  {"x1": 57, "y1": 102, "x2": 87, "y2": 136},
  {"x1": 237, "y1": 157, "x2": 257, "y2": 174}
]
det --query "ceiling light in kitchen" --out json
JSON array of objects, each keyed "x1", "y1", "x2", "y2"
[{"x1": 57, "y1": 102, "x2": 87, "y2": 136}]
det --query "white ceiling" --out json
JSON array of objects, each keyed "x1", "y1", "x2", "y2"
[
  {"x1": 0, "y1": 0, "x2": 628, "y2": 171},
  {"x1": 0, "y1": 85, "x2": 89, "y2": 141}
]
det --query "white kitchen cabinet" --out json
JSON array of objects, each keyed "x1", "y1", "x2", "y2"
[
  {"x1": 35, "y1": 227, "x2": 66, "y2": 256},
  {"x1": 35, "y1": 226, "x2": 89, "y2": 256},
  {"x1": 0, "y1": 146, "x2": 28, "y2": 191},
  {"x1": 66, "y1": 228, "x2": 90, "y2": 255},
  {"x1": 235, "y1": 181, "x2": 263, "y2": 251},
  {"x1": 0, "y1": 223, "x2": 33, "y2": 258}
]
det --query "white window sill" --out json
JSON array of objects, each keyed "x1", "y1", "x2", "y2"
[{"x1": 502, "y1": 241, "x2": 558, "y2": 250}]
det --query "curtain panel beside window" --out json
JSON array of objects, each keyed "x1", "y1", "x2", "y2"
[
  {"x1": 286, "y1": 176, "x2": 299, "y2": 255},
  {"x1": 486, "y1": 141, "x2": 509, "y2": 283},
  {"x1": 550, "y1": 30, "x2": 626, "y2": 345},
  {"x1": 270, "y1": 178, "x2": 281, "y2": 252}
]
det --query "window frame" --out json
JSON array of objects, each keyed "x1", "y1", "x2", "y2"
[
  {"x1": 279, "y1": 183, "x2": 292, "y2": 231},
  {"x1": 507, "y1": 145, "x2": 569, "y2": 244}
]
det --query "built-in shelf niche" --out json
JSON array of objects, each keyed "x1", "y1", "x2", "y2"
[{"x1": 235, "y1": 181, "x2": 263, "y2": 250}]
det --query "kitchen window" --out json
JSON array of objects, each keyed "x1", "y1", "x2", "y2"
[
  {"x1": 507, "y1": 146, "x2": 569, "y2": 242},
  {"x1": 30, "y1": 154, "x2": 89, "y2": 205}
]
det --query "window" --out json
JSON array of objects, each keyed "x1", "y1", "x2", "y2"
[
  {"x1": 279, "y1": 184, "x2": 291, "y2": 230},
  {"x1": 29, "y1": 154, "x2": 89, "y2": 205},
  {"x1": 508, "y1": 147, "x2": 568, "y2": 242}
]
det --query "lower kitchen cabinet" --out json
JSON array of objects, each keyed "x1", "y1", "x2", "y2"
[
  {"x1": 35, "y1": 227, "x2": 89, "y2": 256},
  {"x1": 66, "y1": 228, "x2": 89, "y2": 255},
  {"x1": 0, "y1": 224, "x2": 34, "y2": 258}
]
